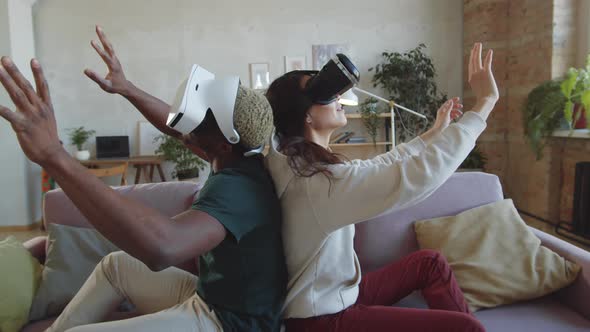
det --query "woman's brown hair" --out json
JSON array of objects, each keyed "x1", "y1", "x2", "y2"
[{"x1": 266, "y1": 71, "x2": 345, "y2": 178}]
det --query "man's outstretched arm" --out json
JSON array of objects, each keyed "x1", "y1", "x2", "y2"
[
  {"x1": 84, "y1": 26, "x2": 207, "y2": 159},
  {"x1": 0, "y1": 56, "x2": 225, "y2": 271}
]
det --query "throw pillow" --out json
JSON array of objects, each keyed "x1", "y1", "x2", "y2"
[
  {"x1": 0, "y1": 236, "x2": 42, "y2": 332},
  {"x1": 414, "y1": 199, "x2": 580, "y2": 312},
  {"x1": 29, "y1": 224, "x2": 119, "y2": 321}
]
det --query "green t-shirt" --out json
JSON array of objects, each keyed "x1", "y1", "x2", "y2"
[{"x1": 192, "y1": 155, "x2": 287, "y2": 331}]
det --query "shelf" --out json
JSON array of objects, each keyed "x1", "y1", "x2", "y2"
[
  {"x1": 330, "y1": 142, "x2": 392, "y2": 147},
  {"x1": 345, "y1": 113, "x2": 391, "y2": 119},
  {"x1": 552, "y1": 129, "x2": 590, "y2": 139}
]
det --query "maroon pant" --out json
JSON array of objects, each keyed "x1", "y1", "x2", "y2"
[{"x1": 285, "y1": 250, "x2": 485, "y2": 332}]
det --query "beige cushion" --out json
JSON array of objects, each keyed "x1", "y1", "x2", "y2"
[
  {"x1": 29, "y1": 224, "x2": 119, "y2": 321},
  {"x1": 414, "y1": 199, "x2": 580, "y2": 312}
]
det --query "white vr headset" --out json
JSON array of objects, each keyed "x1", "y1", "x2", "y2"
[{"x1": 167, "y1": 64, "x2": 241, "y2": 144}]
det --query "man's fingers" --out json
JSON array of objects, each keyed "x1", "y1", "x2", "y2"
[
  {"x1": 96, "y1": 26, "x2": 115, "y2": 56},
  {"x1": 0, "y1": 60, "x2": 33, "y2": 112},
  {"x1": 91, "y1": 40, "x2": 113, "y2": 68},
  {"x1": 0, "y1": 105, "x2": 21, "y2": 124},
  {"x1": 84, "y1": 69, "x2": 111, "y2": 91},
  {"x1": 1, "y1": 57, "x2": 40, "y2": 108},
  {"x1": 31, "y1": 59, "x2": 52, "y2": 107}
]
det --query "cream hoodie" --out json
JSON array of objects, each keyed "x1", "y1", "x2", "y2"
[{"x1": 264, "y1": 111, "x2": 487, "y2": 319}]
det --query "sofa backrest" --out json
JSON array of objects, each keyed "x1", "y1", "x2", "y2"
[
  {"x1": 354, "y1": 172, "x2": 504, "y2": 273},
  {"x1": 43, "y1": 182, "x2": 200, "y2": 228},
  {"x1": 43, "y1": 173, "x2": 504, "y2": 276}
]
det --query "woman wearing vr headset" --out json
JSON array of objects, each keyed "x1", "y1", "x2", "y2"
[
  {"x1": 0, "y1": 26, "x2": 287, "y2": 332},
  {"x1": 264, "y1": 43, "x2": 498, "y2": 332}
]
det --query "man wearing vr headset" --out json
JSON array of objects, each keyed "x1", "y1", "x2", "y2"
[{"x1": 0, "y1": 26, "x2": 286, "y2": 332}]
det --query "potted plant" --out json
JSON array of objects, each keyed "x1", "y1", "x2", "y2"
[
  {"x1": 154, "y1": 134, "x2": 207, "y2": 180},
  {"x1": 522, "y1": 80, "x2": 567, "y2": 160},
  {"x1": 67, "y1": 126, "x2": 96, "y2": 160},
  {"x1": 561, "y1": 55, "x2": 590, "y2": 131},
  {"x1": 369, "y1": 43, "x2": 447, "y2": 143},
  {"x1": 458, "y1": 145, "x2": 487, "y2": 171},
  {"x1": 358, "y1": 97, "x2": 384, "y2": 146}
]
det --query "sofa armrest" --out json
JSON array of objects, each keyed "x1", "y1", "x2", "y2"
[
  {"x1": 531, "y1": 228, "x2": 590, "y2": 319},
  {"x1": 23, "y1": 236, "x2": 47, "y2": 264}
]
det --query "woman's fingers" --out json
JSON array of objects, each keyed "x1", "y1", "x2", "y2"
[
  {"x1": 467, "y1": 46, "x2": 475, "y2": 82},
  {"x1": 485, "y1": 49, "x2": 493, "y2": 72},
  {"x1": 477, "y1": 43, "x2": 483, "y2": 70}
]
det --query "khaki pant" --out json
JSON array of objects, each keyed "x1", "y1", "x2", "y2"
[{"x1": 47, "y1": 251, "x2": 223, "y2": 332}]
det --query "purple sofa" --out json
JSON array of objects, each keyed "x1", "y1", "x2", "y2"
[{"x1": 22, "y1": 172, "x2": 590, "y2": 331}]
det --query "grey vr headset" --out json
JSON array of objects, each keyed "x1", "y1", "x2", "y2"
[{"x1": 303, "y1": 53, "x2": 360, "y2": 105}]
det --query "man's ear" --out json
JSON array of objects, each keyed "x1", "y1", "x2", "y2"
[{"x1": 219, "y1": 141, "x2": 233, "y2": 154}]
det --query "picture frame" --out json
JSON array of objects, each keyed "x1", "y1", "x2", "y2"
[
  {"x1": 284, "y1": 56, "x2": 307, "y2": 72},
  {"x1": 138, "y1": 121, "x2": 161, "y2": 156},
  {"x1": 249, "y1": 63, "x2": 271, "y2": 90},
  {"x1": 312, "y1": 44, "x2": 350, "y2": 70}
]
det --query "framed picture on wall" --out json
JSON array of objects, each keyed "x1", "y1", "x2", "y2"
[
  {"x1": 284, "y1": 56, "x2": 307, "y2": 72},
  {"x1": 138, "y1": 121, "x2": 161, "y2": 156},
  {"x1": 312, "y1": 44, "x2": 350, "y2": 69},
  {"x1": 249, "y1": 63, "x2": 271, "y2": 90}
]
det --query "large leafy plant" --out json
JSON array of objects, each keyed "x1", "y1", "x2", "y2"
[
  {"x1": 459, "y1": 145, "x2": 487, "y2": 169},
  {"x1": 561, "y1": 55, "x2": 590, "y2": 130},
  {"x1": 369, "y1": 44, "x2": 447, "y2": 143},
  {"x1": 155, "y1": 135, "x2": 207, "y2": 179}
]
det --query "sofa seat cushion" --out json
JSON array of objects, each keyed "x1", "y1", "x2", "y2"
[
  {"x1": 394, "y1": 293, "x2": 589, "y2": 332},
  {"x1": 474, "y1": 298, "x2": 590, "y2": 332}
]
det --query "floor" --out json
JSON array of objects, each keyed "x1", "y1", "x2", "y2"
[
  {"x1": 2, "y1": 217, "x2": 589, "y2": 252},
  {"x1": 0, "y1": 225, "x2": 46, "y2": 243}
]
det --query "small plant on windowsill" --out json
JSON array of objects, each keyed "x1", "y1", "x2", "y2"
[
  {"x1": 154, "y1": 134, "x2": 207, "y2": 180},
  {"x1": 67, "y1": 126, "x2": 95, "y2": 161},
  {"x1": 561, "y1": 54, "x2": 590, "y2": 132}
]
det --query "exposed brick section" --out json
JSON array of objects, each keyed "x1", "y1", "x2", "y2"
[{"x1": 464, "y1": 0, "x2": 588, "y2": 224}]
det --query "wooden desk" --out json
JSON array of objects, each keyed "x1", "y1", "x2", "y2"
[{"x1": 81, "y1": 156, "x2": 166, "y2": 184}]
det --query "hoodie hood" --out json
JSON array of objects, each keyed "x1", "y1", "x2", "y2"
[{"x1": 264, "y1": 131, "x2": 295, "y2": 199}]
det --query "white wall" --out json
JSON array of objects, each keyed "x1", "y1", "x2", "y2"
[
  {"x1": 33, "y1": 0, "x2": 464, "y2": 150},
  {"x1": 0, "y1": 0, "x2": 37, "y2": 226},
  {"x1": 578, "y1": 0, "x2": 590, "y2": 67},
  {"x1": 1, "y1": 0, "x2": 463, "y2": 225}
]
